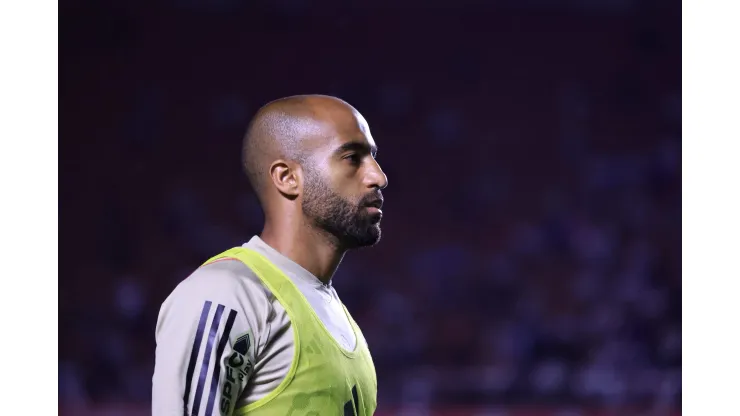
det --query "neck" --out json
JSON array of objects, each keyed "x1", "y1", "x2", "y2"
[{"x1": 260, "y1": 220, "x2": 346, "y2": 285}]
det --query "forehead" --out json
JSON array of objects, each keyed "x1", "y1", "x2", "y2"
[{"x1": 318, "y1": 108, "x2": 377, "y2": 152}]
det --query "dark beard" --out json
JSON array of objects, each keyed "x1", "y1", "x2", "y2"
[{"x1": 302, "y1": 170, "x2": 382, "y2": 249}]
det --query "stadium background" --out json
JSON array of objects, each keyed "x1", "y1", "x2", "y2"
[{"x1": 59, "y1": 0, "x2": 681, "y2": 415}]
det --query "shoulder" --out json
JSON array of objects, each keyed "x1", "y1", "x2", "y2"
[
  {"x1": 171, "y1": 258, "x2": 271, "y2": 301},
  {"x1": 158, "y1": 258, "x2": 277, "y2": 326},
  {"x1": 156, "y1": 258, "x2": 284, "y2": 346}
]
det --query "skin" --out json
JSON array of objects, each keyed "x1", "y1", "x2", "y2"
[{"x1": 242, "y1": 95, "x2": 388, "y2": 285}]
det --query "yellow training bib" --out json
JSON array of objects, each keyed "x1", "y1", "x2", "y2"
[{"x1": 203, "y1": 248, "x2": 378, "y2": 416}]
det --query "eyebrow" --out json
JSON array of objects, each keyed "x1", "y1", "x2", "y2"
[{"x1": 333, "y1": 141, "x2": 378, "y2": 157}]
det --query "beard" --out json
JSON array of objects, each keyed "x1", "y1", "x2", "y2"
[{"x1": 302, "y1": 169, "x2": 382, "y2": 249}]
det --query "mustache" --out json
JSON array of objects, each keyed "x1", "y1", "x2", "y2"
[{"x1": 359, "y1": 192, "x2": 384, "y2": 209}]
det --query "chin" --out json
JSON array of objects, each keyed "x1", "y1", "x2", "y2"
[{"x1": 343, "y1": 225, "x2": 382, "y2": 249}]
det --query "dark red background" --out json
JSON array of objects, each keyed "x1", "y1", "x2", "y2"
[{"x1": 60, "y1": 0, "x2": 681, "y2": 413}]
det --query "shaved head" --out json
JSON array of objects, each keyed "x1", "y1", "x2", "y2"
[
  {"x1": 242, "y1": 95, "x2": 356, "y2": 202},
  {"x1": 242, "y1": 94, "x2": 388, "y2": 249}
]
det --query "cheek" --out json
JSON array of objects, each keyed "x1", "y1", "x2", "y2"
[
  {"x1": 327, "y1": 172, "x2": 355, "y2": 195},
  {"x1": 325, "y1": 165, "x2": 363, "y2": 202}
]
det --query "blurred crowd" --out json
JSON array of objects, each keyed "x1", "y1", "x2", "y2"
[{"x1": 60, "y1": 0, "x2": 680, "y2": 413}]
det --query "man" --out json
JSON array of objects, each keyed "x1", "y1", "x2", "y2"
[{"x1": 152, "y1": 95, "x2": 388, "y2": 416}]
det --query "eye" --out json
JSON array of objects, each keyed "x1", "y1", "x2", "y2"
[{"x1": 344, "y1": 153, "x2": 362, "y2": 165}]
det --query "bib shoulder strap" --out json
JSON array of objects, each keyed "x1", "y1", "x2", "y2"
[{"x1": 202, "y1": 247, "x2": 306, "y2": 316}]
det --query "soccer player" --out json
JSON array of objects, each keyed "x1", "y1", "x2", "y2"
[{"x1": 152, "y1": 95, "x2": 388, "y2": 416}]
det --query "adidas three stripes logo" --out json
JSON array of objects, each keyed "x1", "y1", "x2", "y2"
[{"x1": 183, "y1": 301, "x2": 238, "y2": 416}]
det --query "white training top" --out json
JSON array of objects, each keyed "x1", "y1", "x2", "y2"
[{"x1": 152, "y1": 236, "x2": 357, "y2": 415}]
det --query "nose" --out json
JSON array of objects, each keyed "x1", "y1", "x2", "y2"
[{"x1": 366, "y1": 159, "x2": 388, "y2": 190}]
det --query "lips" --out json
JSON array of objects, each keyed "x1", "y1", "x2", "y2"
[{"x1": 364, "y1": 199, "x2": 383, "y2": 209}]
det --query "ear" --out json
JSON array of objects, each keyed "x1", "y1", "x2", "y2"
[{"x1": 269, "y1": 159, "x2": 301, "y2": 198}]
